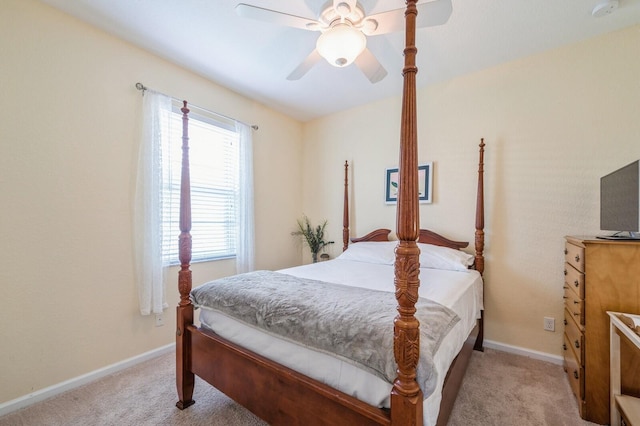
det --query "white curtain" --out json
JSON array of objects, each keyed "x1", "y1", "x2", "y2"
[
  {"x1": 236, "y1": 121, "x2": 255, "y2": 273},
  {"x1": 134, "y1": 90, "x2": 171, "y2": 315}
]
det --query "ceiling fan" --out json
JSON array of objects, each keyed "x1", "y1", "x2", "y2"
[{"x1": 235, "y1": 0, "x2": 452, "y2": 83}]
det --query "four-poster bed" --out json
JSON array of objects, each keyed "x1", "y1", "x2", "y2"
[{"x1": 175, "y1": 1, "x2": 486, "y2": 425}]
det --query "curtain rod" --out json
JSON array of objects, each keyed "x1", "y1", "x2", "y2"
[{"x1": 135, "y1": 82, "x2": 258, "y2": 131}]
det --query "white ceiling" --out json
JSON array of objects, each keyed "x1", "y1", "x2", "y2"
[{"x1": 39, "y1": 0, "x2": 640, "y2": 122}]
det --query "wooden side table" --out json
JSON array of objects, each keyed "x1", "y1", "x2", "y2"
[{"x1": 609, "y1": 312, "x2": 640, "y2": 426}]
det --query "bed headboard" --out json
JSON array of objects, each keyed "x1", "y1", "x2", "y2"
[
  {"x1": 350, "y1": 229, "x2": 391, "y2": 243},
  {"x1": 342, "y1": 141, "x2": 485, "y2": 271},
  {"x1": 418, "y1": 229, "x2": 468, "y2": 250},
  {"x1": 348, "y1": 228, "x2": 468, "y2": 250}
]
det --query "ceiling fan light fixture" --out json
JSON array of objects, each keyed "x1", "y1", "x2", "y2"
[{"x1": 316, "y1": 23, "x2": 366, "y2": 67}]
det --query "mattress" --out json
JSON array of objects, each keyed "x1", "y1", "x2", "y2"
[{"x1": 197, "y1": 258, "x2": 483, "y2": 426}]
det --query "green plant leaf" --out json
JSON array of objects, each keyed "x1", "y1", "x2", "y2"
[{"x1": 291, "y1": 215, "x2": 334, "y2": 256}]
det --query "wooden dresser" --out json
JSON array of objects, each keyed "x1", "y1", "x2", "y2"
[{"x1": 563, "y1": 236, "x2": 640, "y2": 425}]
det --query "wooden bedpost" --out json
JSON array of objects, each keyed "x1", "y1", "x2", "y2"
[
  {"x1": 343, "y1": 161, "x2": 349, "y2": 252},
  {"x1": 176, "y1": 100, "x2": 195, "y2": 410},
  {"x1": 474, "y1": 138, "x2": 485, "y2": 275},
  {"x1": 391, "y1": 1, "x2": 423, "y2": 424},
  {"x1": 473, "y1": 138, "x2": 486, "y2": 351}
]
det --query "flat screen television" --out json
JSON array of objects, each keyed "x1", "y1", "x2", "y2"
[{"x1": 599, "y1": 159, "x2": 640, "y2": 239}]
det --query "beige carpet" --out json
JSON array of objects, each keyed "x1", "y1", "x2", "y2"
[
  {"x1": 447, "y1": 349, "x2": 597, "y2": 426},
  {"x1": 0, "y1": 348, "x2": 598, "y2": 426}
]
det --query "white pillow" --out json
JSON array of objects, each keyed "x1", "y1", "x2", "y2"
[
  {"x1": 338, "y1": 241, "x2": 474, "y2": 271},
  {"x1": 418, "y1": 243, "x2": 474, "y2": 272},
  {"x1": 337, "y1": 241, "x2": 397, "y2": 265}
]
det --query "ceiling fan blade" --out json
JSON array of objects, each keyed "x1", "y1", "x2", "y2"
[
  {"x1": 333, "y1": 0, "x2": 358, "y2": 18},
  {"x1": 354, "y1": 48, "x2": 387, "y2": 84},
  {"x1": 362, "y1": 0, "x2": 452, "y2": 36},
  {"x1": 287, "y1": 49, "x2": 323, "y2": 80},
  {"x1": 235, "y1": 3, "x2": 320, "y2": 31}
]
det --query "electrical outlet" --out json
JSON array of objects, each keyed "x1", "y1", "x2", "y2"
[
  {"x1": 155, "y1": 313, "x2": 164, "y2": 327},
  {"x1": 544, "y1": 317, "x2": 555, "y2": 332}
]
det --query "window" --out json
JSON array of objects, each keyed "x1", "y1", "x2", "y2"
[
  {"x1": 135, "y1": 90, "x2": 254, "y2": 315},
  {"x1": 160, "y1": 102, "x2": 240, "y2": 264}
]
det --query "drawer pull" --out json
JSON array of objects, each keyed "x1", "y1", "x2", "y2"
[
  {"x1": 573, "y1": 370, "x2": 579, "y2": 379},
  {"x1": 574, "y1": 280, "x2": 579, "y2": 287},
  {"x1": 574, "y1": 340, "x2": 580, "y2": 349},
  {"x1": 563, "y1": 296, "x2": 568, "y2": 299},
  {"x1": 573, "y1": 312, "x2": 580, "y2": 317},
  {"x1": 563, "y1": 343, "x2": 567, "y2": 350},
  {"x1": 573, "y1": 300, "x2": 579, "y2": 305},
  {"x1": 564, "y1": 269, "x2": 567, "y2": 276},
  {"x1": 564, "y1": 319, "x2": 568, "y2": 325},
  {"x1": 575, "y1": 254, "x2": 580, "y2": 262},
  {"x1": 564, "y1": 248, "x2": 568, "y2": 255}
]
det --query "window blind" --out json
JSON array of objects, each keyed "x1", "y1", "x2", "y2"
[{"x1": 161, "y1": 103, "x2": 240, "y2": 264}]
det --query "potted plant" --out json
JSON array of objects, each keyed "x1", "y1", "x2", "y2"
[{"x1": 291, "y1": 215, "x2": 334, "y2": 263}]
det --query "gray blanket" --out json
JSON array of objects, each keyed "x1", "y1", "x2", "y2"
[{"x1": 190, "y1": 270, "x2": 459, "y2": 396}]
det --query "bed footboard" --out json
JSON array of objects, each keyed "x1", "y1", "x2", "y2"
[{"x1": 189, "y1": 326, "x2": 391, "y2": 425}]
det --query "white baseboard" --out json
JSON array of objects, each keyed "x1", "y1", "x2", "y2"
[
  {"x1": 484, "y1": 339, "x2": 563, "y2": 365},
  {"x1": 0, "y1": 344, "x2": 174, "y2": 417}
]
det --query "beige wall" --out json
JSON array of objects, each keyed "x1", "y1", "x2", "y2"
[
  {"x1": 0, "y1": 0, "x2": 302, "y2": 404},
  {"x1": 303, "y1": 25, "x2": 640, "y2": 356}
]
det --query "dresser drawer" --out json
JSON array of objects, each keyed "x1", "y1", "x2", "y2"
[
  {"x1": 564, "y1": 287, "x2": 585, "y2": 328},
  {"x1": 564, "y1": 340, "x2": 585, "y2": 401},
  {"x1": 564, "y1": 262, "x2": 585, "y2": 299},
  {"x1": 565, "y1": 242, "x2": 585, "y2": 273},
  {"x1": 564, "y1": 309, "x2": 584, "y2": 365}
]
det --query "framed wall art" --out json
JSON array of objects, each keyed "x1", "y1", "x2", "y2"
[{"x1": 385, "y1": 162, "x2": 433, "y2": 204}]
